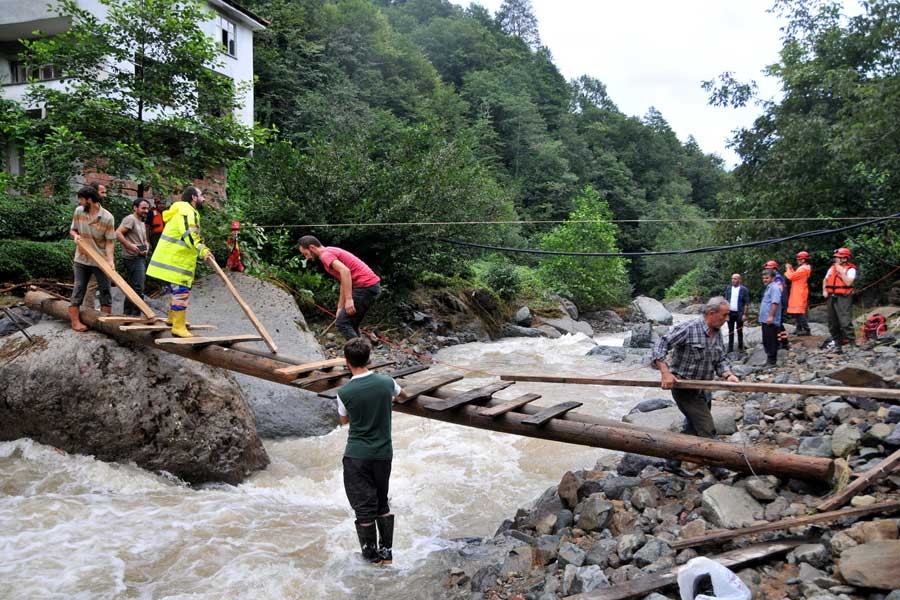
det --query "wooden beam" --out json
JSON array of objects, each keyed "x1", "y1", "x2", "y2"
[
  {"x1": 817, "y1": 449, "x2": 900, "y2": 512},
  {"x1": 75, "y1": 239, "x2": 157, "y2": 319},
  {"x1": 317, "y1": 365, "x2": 432, "y2": 399},
  {"x1": 396, "y1": 373, "x2": 465, "y2": 403},
  {"x1": 521, "y1": 401, "x2": 583, "y2": 426},
  {"x1": 424, "y1": 381, "x2": 514, "y2": 412},
  {"x1": 208, "y1": 259, "x2": 278, "y2": 353},
  {"x1": 478, "y1": 393, "x2": 541, "y2": 418},
  {"x1": 670, "y1": 500, "x2": 900, "y2": 550},
  {"x1": 99, "y1": 316, "x2": 160, "y2": 324},
  {"x1": 120, "y1": 323, "x2": 216, "y2": 332},
  {"x1": 273, "y1": 358, "x2": 346, "y2": 380},
  {"x1": 566, "y1": 540, "x2": 801, "y2": 600},
  {"x1": 291, "y1": 360, "x2": 395, "y2": 388},
  {"x1": 500, "y1": 374, "x2": 900, "y2": 403},
  {"x1": 155, "y1": 334, "x2": 262, "y2": 348}
]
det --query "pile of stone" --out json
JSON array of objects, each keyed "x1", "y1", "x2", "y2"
[{"x1": 442, "y1": 341, "x2": 900, "y2": 600}]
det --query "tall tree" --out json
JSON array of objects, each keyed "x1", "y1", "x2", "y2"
[{"x1": 496, "y1": 0, "x2": 541, "y2": 49}]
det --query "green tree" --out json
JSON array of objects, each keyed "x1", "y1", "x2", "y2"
[
  {"x1": 496, "y1": 0, "x2": 541, "y2": 49},
  {"x1": 537, "y1": 186, "x2": 631, "y2": 308},
  {"x1": 19, "y1": 0, "x2": 255, "y2": 196}
]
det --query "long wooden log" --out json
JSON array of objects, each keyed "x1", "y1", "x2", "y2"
[
  {"x1": 816, "y1": 448, "x2": 900, "y2": 512},
  {"x1": 501, "y1": 374, "x2": 900, "y2": 403},
  {"x1": 25, "y1": 290, "x2": 836, "y2": 481},
  {"x1": 394, "y1": 393, "x2": 834, "y2": 481},
  {"x1": 670, "y1": 500, "x2": 900, "y2": 550}
]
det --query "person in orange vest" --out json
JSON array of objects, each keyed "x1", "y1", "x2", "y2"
[
  {"x1": 823, "y1": 247, "x2": 857, "y2": 353},
  {"x1": 784, "y1": 251, "x2": 812, "y2": 336}
]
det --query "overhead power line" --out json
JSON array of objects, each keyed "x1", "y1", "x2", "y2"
[{"x1": 433, "y1": 212, "x2": 900, "y2": 258}]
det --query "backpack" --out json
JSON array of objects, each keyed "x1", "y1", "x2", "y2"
[{"x1": 862, "y1": 314, "x2": 887, "y2": 340}]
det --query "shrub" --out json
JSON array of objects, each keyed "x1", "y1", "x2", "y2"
[
  {"x1": 0, "y1": 194, "x2": 71, "y2": 240},
  {"x1": 481, "y1": 261, "x2": 521, "y2": 301},
  {"x1": 0, "y1": 239, "x2": 74, "y2": 282}
]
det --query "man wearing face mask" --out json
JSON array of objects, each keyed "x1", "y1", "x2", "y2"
[{"x1": 146, "y1": 186, "x2": 217, "y2": 337}]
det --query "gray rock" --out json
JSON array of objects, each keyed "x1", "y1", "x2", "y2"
[
  {"x1": 863, "y1": 423, "x2": 894, "y2": 445},
  {"x1": 740, "y1": 476, "x2": 778, "y2": 501},
  {"x1": 0, "y1": 320, "x2": 268, "y2": 484},
  {"x1": 556, "y1": 296, "x2": 579, "y2": 320},
  {"x1": 797, "y1": 562, "x2": 827, "y2": 583},
  {"x1": 642, "y1": 594, "x2": 671, "y2": 600},
  {"x1": 577, "y1": 496, "x2": 613, "y2": 531},
  {"x1": 584, "y1": 309, "x2": 625, "y2": 330},
  {"x1": 561, "y1": 564, "x2": 578, "y2": 597},
  {"x1": 617, "y1": 533, "x2": 647, "y2": 561},
  {"x1": 838, "y1": 541, "x2": 900, "y2": 589},
  {"x1": 535, "y1": 324, "x2": 562, "y2": 339},
  {"x1": 631, "y1": 486, "x2": 661, "y2": 511},
  {"x1": 602, "y1": 476, "x2": 641, "y2": 500},
  {"x1": 628, "y1": 398, "x2": 674, "y2": 414},
  {"x1": 622, "y1": 406, "x2": 738, "y2": 435},
  {"x1": 885, "y1": 424, "x2": 900, "y2": 446},
  {"x1": 586, "y1": 345, "x2": 627, "y2": 360},
  {"x1": 886, "y1": 406, "x2": 900, "y2": 424},
  {"x1": 832, "y1": 424, "x2": 862, "y2": 458},
  {"x1": 799, "y1": 436, "x2": 834, "y2": 458},
  {"x1": 570, "y1": 565, "x2": 610, "y2": 594},
  {"x1": 626, "y1": 323, "x2": 654, "y2": 348},
  {"x1": 534, "y1": 535, "x2": 561, "y2": 566},
  {"x1": 500, "y1": 324, "x2": 544, "y2": 338},
  {"x1": 632, "y1": 538, "x2": 673, "y2": 567},
  {"x1": 188, "y1": 273, "x2": 336, "y2": 438},
  {"x1": 502, "y1": 545, "x2": 534, "y2": 575},
  {"x1": 702, "y1": 483, "x2": 764, "y2": 528},
  {"x1": 541, "y1": 316, "x2": 593, "y2": 337},
  {"x1": 822, "y1": 401, "x2": 853, "y2": 422},
  {"x1": 789, "y1": 543, "x2": 830, "y2": 569},
  {"x1": 632, "y1": 296, "x2": 673, "y2": 325},
  {"x1": 470, "y1": 564, "x2": 500, "y2": 592},
  {"x1": 558, "y1": 541, "x2": 587, "y2": 568},
  {"x1": 558, "y1": 471, "x2": 582, "y2": 509},
  {"x1": 826, "y1": 366, "x2": 889, "y2": 388},
  {"x1": 515, "y1": 306, "x2": 533, "y2": 327},
  {"x1": 584, "y1": 538, "x2": 618, "y2": 567},
  {"x1": 617, "y1": 453, "x2": 667, "y2": 476}
]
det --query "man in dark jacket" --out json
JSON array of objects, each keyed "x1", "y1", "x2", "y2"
[{"x1": 724, "y1": 273, "x2": 749, "y2": 353}]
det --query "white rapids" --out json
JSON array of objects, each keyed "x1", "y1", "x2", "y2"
[{"x1": 0, "y1": 331, "x2": 665, "y2": 599}]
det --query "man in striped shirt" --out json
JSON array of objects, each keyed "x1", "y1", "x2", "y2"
[
  {"x1": 651, "y1": 297, "x2": 739, "y2": 438},
  {"x1": 68, "y1": 186, "x2": 116, "y2": 331}
]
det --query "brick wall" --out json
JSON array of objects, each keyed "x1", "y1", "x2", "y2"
[{"x1": 81, "y1": 166, "x2": 227, "y2": 205}]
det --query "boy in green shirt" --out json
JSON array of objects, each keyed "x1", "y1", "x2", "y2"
[{"x1": 337, "y1": 337, "x2": 407, "y2": 564}]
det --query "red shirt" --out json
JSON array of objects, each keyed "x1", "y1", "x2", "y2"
[{"x1": 319, "y1": 247, "x2": 380, "y2": 288}]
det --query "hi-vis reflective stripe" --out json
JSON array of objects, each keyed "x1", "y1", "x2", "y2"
[
  {"x1": 160, "y1": 234, "x2": 189, "y2": 248},
  {"x1": 149, "y1": 260, "x2": 194, "y2": 277}
]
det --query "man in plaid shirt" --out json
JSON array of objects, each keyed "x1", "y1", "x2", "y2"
[{"x1": 651, "y1": 297, "x2": 739, "y2": 438}]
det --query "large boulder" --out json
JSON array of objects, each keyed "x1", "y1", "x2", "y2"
[
  {"x1": 631, "y1": 296, "x2": 673, "y2": 325},
  {"x1": 0, "y1": 320, "x2": 269, "y2": 484},
  {"x1": 188, "y1": 273, "x2": 337, "y2": 438},
  {"x1": 838, "y1": 541, "x2": 900, "y2": 589},
  {"x1": 702, "y1": 484, "x2": 763, "y2": 529},
  {"x1": 540, "y1": 315, "x2": 594, "y2": 337},
  {"x1": 622, "y1": 406, "x2": 738, "y2": 435}
]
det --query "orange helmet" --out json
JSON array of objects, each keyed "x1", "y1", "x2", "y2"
[
  {"x1": 764, "y1": 260, "x2": 779, "y2": 269},
  {"x1": 833, "y1": 247, "x2": 852, "y2": 258},
  {"x1": 230, "y1": 221, "x2": 241, "y2": 231},
  {"x1": 796, "y1": 251, "x2": 810, "y2": 261}
]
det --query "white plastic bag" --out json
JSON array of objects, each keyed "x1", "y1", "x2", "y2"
[{"x1": 677, "y1": 556, "x2": 752, "y2": 600}]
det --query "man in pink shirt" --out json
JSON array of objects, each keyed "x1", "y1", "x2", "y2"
[{"x1": 298, "y1": 236, "x2": 382, "y2": 340}]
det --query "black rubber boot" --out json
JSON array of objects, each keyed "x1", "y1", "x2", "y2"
[
  {"x1": 355, "y1": 520, "x2": 381, "y2": 564},
  {"x1": 376, "y1": 514, "x2": 394, "y2": 565}
]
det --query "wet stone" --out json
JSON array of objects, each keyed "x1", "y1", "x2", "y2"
[
  {"x1": 576, "y1": 496, "x2": 613, "y2": 531},
  {"x1": 632, "y1": 537, "x2": 673, "y2": 568},
  {"x1": 584, "y1": 538, "x2": 618, "y2": 567},
  {"x1": 557, "y1": 541, "x2": 586, "y2": 568},
  {"x1": 534, "y1": 535, "x2": 561, "y2": 566},
  {"x1": 798, "y1": 436, "x2": 834, "y2": 458},
  {"x1": 617, "y1": 532, "x2": 647, "y2": 561}
]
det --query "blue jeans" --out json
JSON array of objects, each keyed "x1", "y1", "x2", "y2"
[
  {"x1": 122, "y1": 256, "x2": 147, "y2": 316},
  {"x1": 70, "y1": 263, "x2": 111, "y2": 308}
]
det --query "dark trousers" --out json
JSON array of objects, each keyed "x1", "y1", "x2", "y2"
[
  {"x1": 791, "y1": 312, "x2": 809, "y2": 333},
  {"x1": 727, "y1": 311, "x2": 744, "y2": 352},
  {"x1": 122, "y1": 256, "x2": 147, "y2": 316},
  {"x1": 343, "y1": 456, "x2": 391, "y2": 522},
  {"x1": 762, "y1": 323, "x2": 779, "y2": 364},
  {"x1": 672, "y1": 388, "x2": 716, "y2": 438},
  {"x1": 336, "y1": 283, "x2": 381, "y2": 340},
  {"x1": 827, "y1": 294, "x2": 854, "y2": 345},
  {"x1": 70, "y1": 263, "x2": 111, "y2": 308}
]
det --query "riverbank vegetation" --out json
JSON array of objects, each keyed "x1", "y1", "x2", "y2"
[{"x1": 1, "y1": 0, "x2": 898, "y2": 315}]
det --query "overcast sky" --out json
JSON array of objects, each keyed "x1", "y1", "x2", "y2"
[{"x1": 450, "y1": 1, "x2": 813, "y2": 167}]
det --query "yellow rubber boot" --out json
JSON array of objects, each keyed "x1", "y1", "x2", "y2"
[
  {"x1": 170, "y1": 310, "x2": 193, "y2": 338},
  {"x1": 166, "y1": 308, "x2": 175, "y2": 325}
]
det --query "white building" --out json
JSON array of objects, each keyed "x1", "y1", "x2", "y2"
[{"x1": 0, "y1": 0, "x2": 267, "y2": 176}]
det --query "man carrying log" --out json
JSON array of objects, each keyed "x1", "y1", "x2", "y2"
[
  {"x1": 146, "y1": 186, "x2": 216, "y2": 338},
  {"x1": 297, "y1": 236, "x2": 381, "y2": 340},
  {"x1": 651, "y1": 296, "x2": 739, "y2": 439},
  {"x1": 336, "y1": 337, "x2": 407, "y2": 564},
  {"x1": 68, "y1": 186, "x2": 116, "y2": 331}
]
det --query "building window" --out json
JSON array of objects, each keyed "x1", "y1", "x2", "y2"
[
  {"x1": 9, "y1": 61, "x2": 61, "y2": 84},
  {"x1": 217, "y1": 15, "x2": 236, "y2": 57}
]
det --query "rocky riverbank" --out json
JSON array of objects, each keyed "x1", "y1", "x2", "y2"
[{"x1": 434, "y1": 339, "x2": 900, "y2": 600}]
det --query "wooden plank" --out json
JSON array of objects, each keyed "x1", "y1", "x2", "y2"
[
  {"x1": 500, "y1": 374, "x2": 900, "y2": 403},
  {"x1": 273, "y1": 358, "x2": 347, "y2": 379},
  {"x1": 120, "y1": 323, "x2": 216, "y2": 332},
  {"x1": 478, "y1": 393, "x2": 541, "y2": 417},
  {"x1": 567, "y1": 540, "x2": 801, "y2": 600},
  {"x1": 670, "y1": 500, "x2": 900, "y2": 551},
  {"x1": 98, "y1": 316, "x2": 161, "y2": 324},
  {"x1": 318, "y1": 364, "x2": 432, "y2": 399},
  {"x1": 208, "y1": 260, "x2": 278, "y2": 353},
  {"x1": 155, "y1": 334, "x2": 262, "y2": 348},
  {"x1": 817, "y1": 449, "x2": 900, "y2": 512},
  {"x1": 423, "y1": 381, "x2": 514, "y2": 412},
  {"x1": 393, "y1": 373, "x2": 465, "y2": 404},
  {"x1": 521, "y1": 401, "x2": 583, "y2": 426},
  {"x1": 75, "y1": 239, "x2": 157, "y2": 319},
  {"x1": 293, "y1": 360, "x2": 395, "y2": 388}
]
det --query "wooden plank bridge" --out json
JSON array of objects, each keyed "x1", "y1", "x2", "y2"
[{"x1": 26, "y1": 288, "x2": 900, "y2": 485}]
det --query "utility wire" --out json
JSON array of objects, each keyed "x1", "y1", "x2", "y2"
[
  {"x1": 253, "y1": 215, "x2": 897, "y2": 229},
  {"x1": 433, "y1": 212, "x2": 900, "y2": 258}
]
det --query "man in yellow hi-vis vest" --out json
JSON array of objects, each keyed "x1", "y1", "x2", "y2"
[{"x1": 146, "y1": 186, "x2": 216, "y2": 337}]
